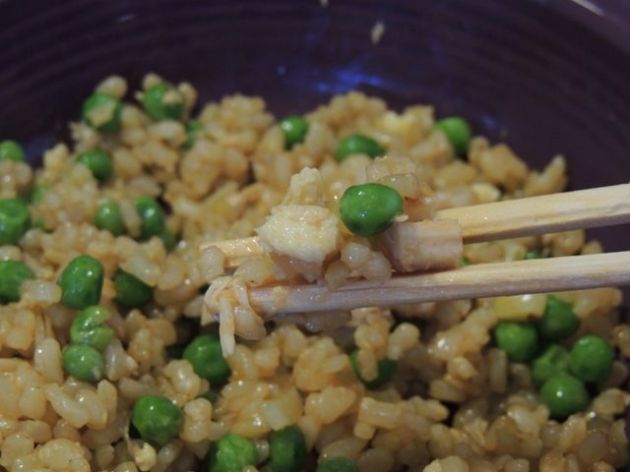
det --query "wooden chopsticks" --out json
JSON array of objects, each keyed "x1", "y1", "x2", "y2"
[{"x1": 201, "y1": 184, "x2": 630, "y2": 316}]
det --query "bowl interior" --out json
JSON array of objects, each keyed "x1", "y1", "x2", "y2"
[{"x1": 1, "y1": 0, "x2": 630, "y2": 249}]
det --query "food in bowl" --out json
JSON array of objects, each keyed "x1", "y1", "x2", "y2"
[{"x1": 0, "y1": 73, "x2": 628, "y2": 471}]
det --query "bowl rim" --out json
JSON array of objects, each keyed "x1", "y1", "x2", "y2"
[{"x1": 547, "y1": 0, "x2": 630, "y2": 54}]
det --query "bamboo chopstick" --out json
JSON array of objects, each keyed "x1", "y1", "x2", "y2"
[
  {"x1": 201, "y1": 184, "x2": 630, "y2": 268},
  {"x1": 439, "y1": 183, "x2": 630, "y2": 243},
  {"x1": 248, "y1": 251, "x2": 630, "y2": 316}
]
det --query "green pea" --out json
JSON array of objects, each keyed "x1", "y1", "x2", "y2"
[
  {"x1": 143, "y1": 83, "x2": 185, "y2": 121},
  {"x1": 0, "y1": 140, "x2": 25, "y2": 162},
  {"x1": 94, "y1": 201, "x2": 125, "y2": 236},
  {"x1": 316, "y1": 457, "x2": 359, "y2": 472},
  {"x1": 339, "y1": 183, "x2": 403, "y2": 237},
  {"x1": 70, "y1": 305, "x2": 114, "y2": 351},
  {"x1": 135, "y1": 196, "x2": 166, "y2": 240},
  {"x1": 524, "y1": 249, "x2": 544, "y2": 260},
  {"x1": 76, "y1": 149, "x2": 113, "y2": 182},
  {"x1": 532, "y1": 344, "x2": 570, "y2": 386},
  {"x1": 269, "y1": 425, "x2": 307, "y2": 472},
  {"x1": 0, "y1": 260, "x2": 34, "y2": 303},
  {"x1": 62, "y1": 344, "x2": 105, "y2": 383},
  {"x1": 493, "y1": 321, "x2": 539, "y2": 362},
  {"x1": 435, "y1": 117, "x2": 472, "y2": 156},
  {"x1": 335, "y1": 134, "x2": 385, "y2": 161},
  {"x1": 207, "y1": 433, "x2": 258, "y2": 472},
  {"x1": 113, "y1": 270, "x2": 153, "y2": 308},
  {"x1": 349, "y1": 350, "x2": 397, "y2": 389},
  {"x1": 537, "y1": 296, "x2": 579, "y2": 341},
  {"x1": 569, "y1": 335, "x2": 615, "y2": 383},
  {"x1": 58, "y1": 255, "x2": 104, "y2": 309},
  {"x1": 540, "y1": 373, "x2": 590, "y2": 419},
  {"x1": 183, "y1": 335, "x2": 231, "y2": 385},
  {"x1": 183, "y1": 120, "x2": 202, "y2": 150},
  {"x1": 30, "y1": 184, "x2": 48, "y2": 204},
  {"x1": 132, "y1": 395, "x2": 183, "y2": 447},
  {"x1": 0, "y1": 198, "x2": 30, "y2": 245},
  {"x1": 81, "y1": 93, "x2": 123, "y2": 133},
  {"x1": 160, "y1": 229, "x2": 177, "y2": 252},
  {"x1": 279, "y1": 116, "x2": 309, "y2": 149}
]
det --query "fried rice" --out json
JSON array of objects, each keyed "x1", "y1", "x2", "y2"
[{"x1": 0, "y1": 73, "x2": 628, "y2": 472}]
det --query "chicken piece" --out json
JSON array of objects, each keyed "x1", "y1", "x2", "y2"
[
  {"x1": 257, "y1": 204, "x2": 339, "y2": 265},
  {"x1": 378, "y1": 219, "x2": 463, "y2": 272}
]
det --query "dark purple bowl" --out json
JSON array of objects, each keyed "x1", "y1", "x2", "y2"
[
  {"x1": 1, "y1": 1, "x2": 629, "y2": 165},
  {"x1": 4, "y1": 0, "x2": 630, "y2": 310},
  {"x1": 0, "y1": 0, "x2": 630, "y2": 272},
  {"x1": 2, "y1": 0, "x2": 630, "y2": 248},
  {"x1": 1, "y1": 0, "x2": 629, "y2": 460}
]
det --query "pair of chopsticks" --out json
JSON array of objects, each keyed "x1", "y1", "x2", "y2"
[{"x1": 200, "y1": 184, "x2": 630, "y2": 316}]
